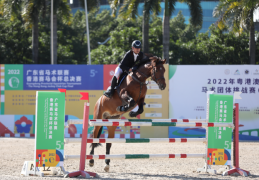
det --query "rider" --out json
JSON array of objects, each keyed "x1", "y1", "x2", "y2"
[{"x1": 104, "y1": 40, "x2": 144, "y2": 98}]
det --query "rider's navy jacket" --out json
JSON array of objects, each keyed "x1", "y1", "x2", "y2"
[{"x1": 119, "y1": 50, "x2": 144, "y2": 72}]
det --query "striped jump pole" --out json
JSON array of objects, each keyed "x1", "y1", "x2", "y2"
[
  {"x1": 90, "y1": 119, "x2": 208, "y2": 122},
  {"x1": 89, "y1": 121, "x2": 234, "y2": 128},
  {"x1": 65, "y1": 154, "x2": 206, "y2": 160},
  {"x1": 67, "y1": 119, "x2": 208, "y2": 125},
  {"x1": 66, "y1": 119, "x2": 208, "y2": 128},
  {"x1": 65, "y1": 138, "x2": 207, "y2": 144},
  {"x1": 67, "y1": 119, "x2": 128, "y2": 125}
]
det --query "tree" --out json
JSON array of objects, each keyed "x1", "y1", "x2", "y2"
[
  {"x1": 213, "y1": 0, "x2": 259, "y2": 64},
  {"x1": 109, "y1": 0, "x2": 161, "y2": 53},
  {"x1": 0, "y1": 12, "x2": 32, "y2": 64},
  {"x1": 22, "y1": 0, "x2": 47, "y2": 64},
  {"x1": 170, "y1": 24, "x2": 256, "y2": 65},
  {"x1": 52, "y1": 0, "x2": 71, "y2": 64},
  {"x1": 0, "y1": 0, "x2": 44, "y2": 64},
  {"x1": 163, "y1": 0, "x2": 203, "y2": 63}
]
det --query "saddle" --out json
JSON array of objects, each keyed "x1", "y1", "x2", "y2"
[{"x1": 105, "y1": 72, "x2": 128, "y2": 106}]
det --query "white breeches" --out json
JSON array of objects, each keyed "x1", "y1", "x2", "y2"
[{"x1": 114, "y1": 66, "x2": 123, "y2": 79}]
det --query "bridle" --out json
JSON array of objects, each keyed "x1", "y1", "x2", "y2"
[
  {"x1": 128, "y1": 61, "x2": 165, "y2": 104},
  {"x1": 135, "y1": 63, "x2": 165, "y2": 84},
  {"x1": 150, "y1": 63, "x2": 165, "y2": 84}
]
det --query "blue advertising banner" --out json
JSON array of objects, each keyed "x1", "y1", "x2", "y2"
[{"x1": 23, "y1": 65, "x2": 103, "y2": 90}]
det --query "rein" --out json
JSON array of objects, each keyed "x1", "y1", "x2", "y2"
[
  {"x1": 135, "y1": 64, "x2": 165, "y2": 84},
  {"x1": 129, "y1": 62, "x2": 164, "y2": 104}
]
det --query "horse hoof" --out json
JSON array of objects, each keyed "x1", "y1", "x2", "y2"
[
  {"x1": 104, "y1": 165, "x2": 110, "y2": 172},
  {"x1": 129, "y1": 111, "x2": 136, "y2": 117},
  {"x1": 89, "y1": 161, "x2": 94, "y2": 167}
]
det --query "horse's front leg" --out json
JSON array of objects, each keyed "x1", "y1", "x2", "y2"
[
  {"x1": 117, "y1": 90, "x2": 135, "y2": 112},
  {"x1": 104, "y1": 126, "x2": 117, "y2": 172},
  {"x1": 129, "y1": 98, "x2": 145, "y2": 117}
]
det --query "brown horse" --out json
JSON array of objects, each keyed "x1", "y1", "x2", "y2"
[{"x1": 89, "y1": 56, "x2": 167, "y2": 172}]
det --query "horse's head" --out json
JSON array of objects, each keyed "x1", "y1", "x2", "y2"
[{"x1": 149, "y1": 56, "x2": 167, "y2": 90}]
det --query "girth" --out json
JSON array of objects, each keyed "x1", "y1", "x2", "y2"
[{"x1": 116, "y1": 72, "x2": 147, "y2": 107}]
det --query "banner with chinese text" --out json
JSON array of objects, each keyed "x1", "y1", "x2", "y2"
[
  {"x1": 169, "y1": 65, "x2": 259, "y2": 140},
  {"x1": 35, "y1": 91, "x2": 65, "y2": 167},
  {"x1": 207, "y1": 94, "x2": 233, "y2": 165},
  {"x1": 23, "y1": 65, "x2": 103, "y2": 90}
]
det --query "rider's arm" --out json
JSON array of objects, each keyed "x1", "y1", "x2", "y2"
[
  {"x1": 119, "y1": 64, "x2": 130, "y2": 72},
  {"x1": 119, "y1": 51, "x2": 132, "y2": 72}
]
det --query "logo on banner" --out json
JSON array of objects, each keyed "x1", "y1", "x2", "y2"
[
  {"x1": 145, "y1": 113, "x2": 162, "y2": 117},
  {"x1": 146, "y1": 81, "x2": 156, "y2": 85},
  {"x1": 145, "y1": 104, "x2": 162, "y2": 108},
  {"x1": 147, "y1": 86, "x2": 159, "y2": 89},
  {"x1": 109, "y1": 70, "x2": 114, "y2": 76},
  {"x1": 90, "y1": 69, "x2": 98, "y2": 77},
  {"x1": 254, "y1": 69, "x2": 259, "y2": 75},
  {"x1": 234, "y1": 69, "x2": 240, "y2": 75},
  {"x1": 245, "y1": 70, "x2": 249, "y2": 75},
  {"x1": 146, "y1": 94, "x2": 162, "y2": 99},
  {"x1": 224, "y1": 69, "x2": 230, "y2": 75},
  {"x1": 8, "y1": 77, "x2": 20, "y2": 88}
]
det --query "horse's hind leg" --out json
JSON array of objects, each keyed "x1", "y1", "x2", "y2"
[
  {"x1": 104, "y1": 126, "x2": 117, "y2": 172},
  {"x1": 89, "y1": 126, "x2": 102, "y2": 167}
]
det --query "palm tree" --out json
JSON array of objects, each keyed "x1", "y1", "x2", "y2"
[
  {"x1": 23, "y1": 0, "x2": 47, "y2": 64},
  {"x1": 0, "y1": 0, "x2": 23, "y2": 20},
  {"x1": 213, "y1": 0, "x2": 259, "y2": 64},
  {"x1": 79, "y1": 0, "x2": 100, "y2": 11},
  {"x1": 1, "y1": 0, "x2": 48, "y2": 64},
  {"x1": 163, "y1": 0, "x2": 203, "y2": 63},
  {"x1": 109, "y1": 0, "x2": 162, "y2": 53},
  {"x1": 52, "y1": 0, "x2": 71, "y2": 64}
]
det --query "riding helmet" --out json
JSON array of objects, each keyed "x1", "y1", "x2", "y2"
[{"x1": 132, "y1": 40, "x2": 141, "y2": 48}]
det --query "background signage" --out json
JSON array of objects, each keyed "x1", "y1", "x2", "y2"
[
  {"x1": 169, "y1": 65, "x2": 259, "y2": 140},
  {"x1": 23, "y1": 65, "x2": 103, "y2": 90},
  {"x1": 35, "y1": 91, "x2": 65, "y2": 167}
]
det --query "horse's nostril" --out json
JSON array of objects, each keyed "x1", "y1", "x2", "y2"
[{"x1": 159, "y1": 85, "x2": 165, "y2": 90}]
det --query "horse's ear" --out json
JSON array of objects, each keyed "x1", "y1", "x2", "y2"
[
  {"x1": 161, "y1": 59, "x2": 166, "y2": 64},
  {"x1": 149, "y1": 56, "x2": 156, "y2": 61},
  {"x1": 149, "y1": 57, "x2": 158, "y2": 65},
  {"x1": 145, "y1": 53, "x2": 154, "y2": 57}
]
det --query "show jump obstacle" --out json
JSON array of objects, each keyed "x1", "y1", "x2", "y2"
[{"x1": 22, "y1": 91, "x2": 250, "y2": 178}]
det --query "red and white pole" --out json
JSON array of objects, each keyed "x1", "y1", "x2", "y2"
[
  {"x1": 68, "y1": 95, "x2": 97, "y2": 178},
  {"x1": 224, "y1": 103, "x2": 250, "y2": 176}
]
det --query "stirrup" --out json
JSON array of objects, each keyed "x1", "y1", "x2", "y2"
[
  {"x1": 116, "y1": 105, "x2": 128, "y2": 112},
  {"x1": 104, "y1": 88, "x2": 115, "y2": 98}
]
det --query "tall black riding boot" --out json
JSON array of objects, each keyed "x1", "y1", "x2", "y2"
[{"x1": 104, "y1": 76, "x2": 117, "y2": 98}]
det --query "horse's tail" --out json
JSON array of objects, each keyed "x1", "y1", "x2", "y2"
[
  {"x1": 94, "y1": 96, "x2": 102, "y2": 119},
  {"x1": 97, "y1": 126, "x2": 103, "y2": 138}
]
